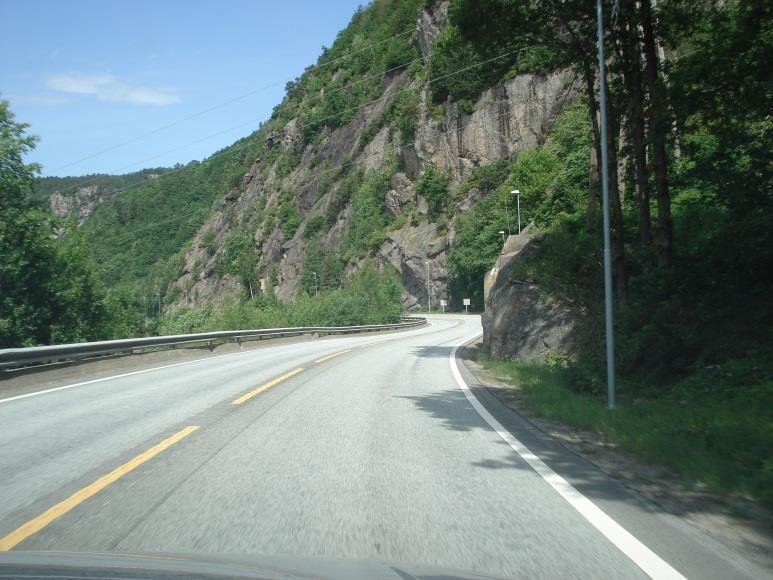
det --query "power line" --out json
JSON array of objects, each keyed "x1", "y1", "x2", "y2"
[
  {"x1": 93, "y1": 89, "x2": 564, "y2": 250},
  {"x1": 50, "y1": 25, "x2": 424, "y2": 173},
  {"x1": 91, "y1": 105, "x2": 517, "y2": 248},
  {"x1": 95, "y1": 55, "x2": 429, "y2": 176},
  {"x1": 53, "y1": 43, "x2": 528, "y2": 197},
  {"x1": 46, "y1": 54, "x2": 426, "y2": 192}
]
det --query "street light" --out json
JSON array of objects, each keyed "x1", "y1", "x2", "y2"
[
  {"x1": 498, "y1": 230, "x2": 505, "y2": 268},
  {"x1": 511, "y1": 190, "x2": 521, "y2": 234},
  {"x1": 503, "y1": 193, "x2": 512, "y2": 235},
  {"x1": 424, "y1": 260, "x2": 431, "y2": 313}
]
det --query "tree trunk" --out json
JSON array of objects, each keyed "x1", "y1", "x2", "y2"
[
  {"x1": 619, "y1": 11, "x2": 653, "y2": 270},
  {"x1": 641, "y1": 0, "x2": 672, "y2": 268},
  {"x1": 603, "y1": 73, "x2": 628, "y2": 306},
  {"x1": 584, "y1": 62, "x2": 601, "y2": 226},
  {"x1": 588, "y1": 143, "x2": 600, "y2": 226},
  {"x1": 587, "y1": 58, "x2": 627, "y2": 304}
]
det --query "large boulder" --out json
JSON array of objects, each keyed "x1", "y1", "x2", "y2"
[{"x1": 482, "y1": 231, "x2": 579, "y2": 362}]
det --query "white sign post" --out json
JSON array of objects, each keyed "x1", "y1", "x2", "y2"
[
  {"x1": 440, "y1": 299, "x2": 447, "y2": 313},
  {"x1": 463, "y1": 298, "x2": 470, "y2": 313}
]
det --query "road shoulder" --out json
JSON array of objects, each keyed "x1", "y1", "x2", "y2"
[{"x1": 456, "y1": 340, "x2": 773, "y2": 576}]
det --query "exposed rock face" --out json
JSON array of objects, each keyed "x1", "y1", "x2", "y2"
[
  {"x1": 43, "y1": 171, "x2": 162, "y2": 227},
  {"x1": 413, "y1": 72, "x2": 575, "y2": 182},
  {"x1": 377, "y1": 220, "x2": 448, "y2": 309},
  {"x1": 482, "y1": 231, "x2": 580, "y2": 362},
  {"x1": 49, "y1": 185, "x2": 109, "y2": 225},
  {"x1": 385, "y1": 173, "x2": 416, "y2": 216},
  {"x1": 168, "y1": 4, "x2": 578, "y2": 310},
  {"x1": 416, "y1": 1, "x2": 448, "y2": 58}
]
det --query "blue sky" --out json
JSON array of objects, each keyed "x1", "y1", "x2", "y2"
[{"x1": 0, "y1": 0, "x2": 365, "y2": 176}]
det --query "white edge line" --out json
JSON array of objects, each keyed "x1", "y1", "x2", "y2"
[
  {"x1": 0, "y1": 350, "x2": 253, "y2": 405},
  {"x1": 450, "y1": 335, "x2": 686, "y2": 580},
  {"x1": 0, "y1": 319, "x2": 437, "y2": 405}
]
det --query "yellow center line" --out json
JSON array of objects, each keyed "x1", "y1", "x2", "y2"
[
  {"x1": 313, "y1": 349, "x2": 352, "y2": 363},
  {"x1": 231, "y1": 367, "x2": 304, "y2": 405},
  {"x1": 0, "y1": 425, "x2": 199, "y2": 552}
]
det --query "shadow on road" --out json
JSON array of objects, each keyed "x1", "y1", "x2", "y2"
[
  {"x1": 409, "y1": 345, "x2": 459, "y2": 359},
  {"x1": 398, "y1": 386, "x2": 642, "y2": 508},
  {"x1": 397, "y1": 388, "x2": 491, "y2": 432},
  {"x1": 396, "y1": 355, "x2": 773, "y2": 569}
]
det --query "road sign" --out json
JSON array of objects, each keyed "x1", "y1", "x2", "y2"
[
  {"x1": 463, "y1": 298, "x2": 470, "y2": 313},
  {"x1": 440, "y1": 299, "x2": 447, "y2": 313}
]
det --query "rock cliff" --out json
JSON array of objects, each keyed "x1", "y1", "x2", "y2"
[{"x1": 169, "y1": 2, "x2": 578, "y2": 309}]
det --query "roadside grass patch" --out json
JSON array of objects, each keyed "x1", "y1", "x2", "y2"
[{"x1": 477, "y1": 352, "x2": 773, "y2": 508}]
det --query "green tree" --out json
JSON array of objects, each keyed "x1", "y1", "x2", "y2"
[
  {"x1": 0, "y1": 100, "x2": 114, "y2": 347},
  {"x1": 0, "y1": 99, "x2": 40, "y2": 209}
]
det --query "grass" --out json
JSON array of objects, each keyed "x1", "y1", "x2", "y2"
[{"x1": 477, "y1": 350, "x2": 773, "y2": 508}]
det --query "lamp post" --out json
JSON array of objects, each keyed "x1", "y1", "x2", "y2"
[
  {"x1": 498, "y1": 230, "x2": 505, "y2": 268},
  {"x1": 503, "y1": 193, "x2": 512, "y2": 235},
  {"x1": 425, "y1": 260, "x2": 431, "y2": 312},
  {"x1": 511, "y1": 189, "x2": 521, "y2": 234}
]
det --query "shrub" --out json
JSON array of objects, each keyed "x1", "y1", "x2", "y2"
[
  {"x1": 414, "y1": 165, "x2": 451, "y2": 218},
  {"x1": 279, "y1": 200, "x2": 302, "y2": 239}
]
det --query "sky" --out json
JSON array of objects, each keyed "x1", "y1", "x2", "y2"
[{"x1": 0, "y1": 0, "x2": 365, "y2": 176}]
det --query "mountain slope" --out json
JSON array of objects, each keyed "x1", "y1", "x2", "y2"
[{"x1": 71, "y1": 0, "x2": 575, "y2": 311}]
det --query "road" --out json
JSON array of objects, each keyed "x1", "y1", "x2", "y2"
[{"x1": 0, "y1": 315, "x2": 767, "y2": 579}]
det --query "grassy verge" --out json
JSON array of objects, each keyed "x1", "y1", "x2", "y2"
[{"x1": 477, "y1": 350, "x2": 773, "y2": 508}]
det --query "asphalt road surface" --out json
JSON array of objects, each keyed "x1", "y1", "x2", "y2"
[{"x1": 0, "y1": 315, "x2": 768, "y2": 579}]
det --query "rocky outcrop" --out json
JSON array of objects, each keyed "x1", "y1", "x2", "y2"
[
  {"x1": 42, "y1": 171, "x2": 162, "y2": 227},
  {"x1": 49, "y1": 185, "x2": 110, "y2": 225},
  {"x1": 376, "y1": 220, "x2": 448, "y2": 309},
  {"x1": 482, "y1": 230, "x2": 580, "y2": 362},
  {"x1": 416, "y1": 1, "x2": 448, "y2": 58},
  {"x1": 413, "y1": 72, "x2": 574, "y2": 183}
]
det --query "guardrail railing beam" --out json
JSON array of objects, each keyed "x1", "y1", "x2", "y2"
[{"x1": 0, "y1": 317, "x2": 427, "y2": 369}]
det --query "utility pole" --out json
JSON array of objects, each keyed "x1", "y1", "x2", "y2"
[
  {"x1": 424, "y1": 261, "x2": 431, "y2": 312},
  {"x1": 597, "y1": 0, "x2": 616, "y2": 409}
]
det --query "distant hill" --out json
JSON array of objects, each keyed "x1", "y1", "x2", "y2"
[{"x1": 33, "y1": 168, "x2": 170, "y2": 224}]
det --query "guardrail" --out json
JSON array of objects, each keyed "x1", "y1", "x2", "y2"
[{"x1": 0, "y1": 317, "x2": 427, "y2": 369}]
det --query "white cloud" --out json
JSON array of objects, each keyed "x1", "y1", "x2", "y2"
[
  {"x1": 46, "y1": 73, "x2": 180, "y2": 106},
  {"x1": 7, "y1": 95, "x2": 71, "y2": 106}
]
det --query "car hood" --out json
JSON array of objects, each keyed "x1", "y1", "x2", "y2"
[{"x1": 0, "y1": 551, "x2": 505, "y2": 579}]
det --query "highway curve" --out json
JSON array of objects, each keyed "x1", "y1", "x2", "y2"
[{"x1": 0, "y1": 315, "x2": 768, "y2": 579}]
